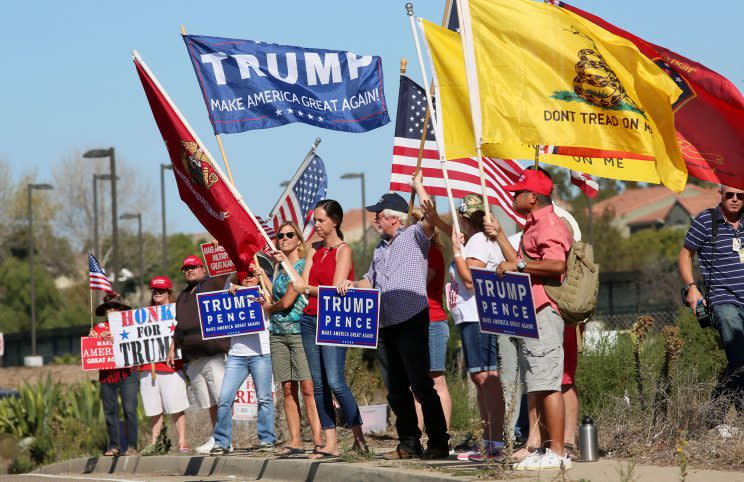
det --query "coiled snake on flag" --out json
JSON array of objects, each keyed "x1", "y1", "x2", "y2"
[{"x1": 572, "y1": 48, "x2": 626, "y2": 108}]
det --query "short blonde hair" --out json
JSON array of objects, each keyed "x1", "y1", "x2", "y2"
[{"x1": 275, "y1": 221, "x2": 306, "y2": 258}]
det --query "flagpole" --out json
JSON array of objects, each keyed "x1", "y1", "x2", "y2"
[
  {"x1": 89, "y1": 287, "x2": 93, "y2": 329},
  {"x1": 132, "y1": 51, "x2": 295, "y2": 279},
  {"x1": 268, "y1": 138, "x2": 322, "y2": 222},
  {"x1": 455, "y1": 0, "x2": 491, "y2": 221},
  {"x1": 404, "y1": 60, "x2": 434, "y2": 228},
  {"x1": 534, "y1": 145, "x2": 541, "y2": 169},
  {"x1": 406, "y1": 3, "x2": 461, "y2": 236},
  {"x1": 180, "y1": 25, "x2": 237, "y2": 187}
]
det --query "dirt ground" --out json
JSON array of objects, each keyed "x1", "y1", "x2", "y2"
[{"x1": 0, "y1": 365, "x2": 96, "y2": 391}]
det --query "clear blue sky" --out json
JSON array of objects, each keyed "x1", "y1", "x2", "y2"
[{"x1": 2, "y1": 1, "x2": 742, "y2": 235}]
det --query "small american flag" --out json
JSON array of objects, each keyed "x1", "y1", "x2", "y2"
[
  {"x1": 268, "y1": 154, "x2": 328, "y2": 240},
  {"x1": 89, "y1": 253, "x2": 116, "y2": 295},
  {"x1": 389, "y1": 75, "x2": 526, "y2": 226},
  {"x1": 570, "y1": 170, "x2": 600, "y2": 199}
]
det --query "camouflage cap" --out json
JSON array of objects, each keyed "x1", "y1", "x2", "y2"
[{"x1": 458, "y1": 194, "x2": 485, "y2": 218}]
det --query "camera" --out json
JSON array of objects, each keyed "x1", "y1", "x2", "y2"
[{"x1": 681, "y1": 283, "x2": 712, "y2": 328}]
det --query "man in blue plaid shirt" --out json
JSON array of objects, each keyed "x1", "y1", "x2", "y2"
[{"x1": 338, "y1": 172, "x2": 449, "y2": 460}]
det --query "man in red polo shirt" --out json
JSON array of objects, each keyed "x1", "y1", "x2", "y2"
[{"x1": 485, "y1": 169, "x2": 573, "y2": 471}]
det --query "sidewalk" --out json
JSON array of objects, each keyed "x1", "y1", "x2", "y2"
[{"x1": 29, "y1": 452, "x2": 744, "y2": 481}]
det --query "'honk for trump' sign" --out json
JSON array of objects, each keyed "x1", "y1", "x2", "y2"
[
  {"x1": 470, "y1": 268, "x2": 539, "y2": 340},
  {"x1": 196, "y1": 287, "x2": 265, "y2": 340},
  {"x1": 183, "y1": 34, "x2": 390, "y2": 135},
  {"x1": 316, "y1": 286, "x2": 379, "y2": 349},
  {"x1": 108, "y1": 304, "x2": 180, "y2": 368}
]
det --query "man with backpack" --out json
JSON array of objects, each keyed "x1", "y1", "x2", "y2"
[
  {"x1": 679, "y1": 184, "x2": 744, "y2": 417},
  {"x1": 485, "y1": 169, "x2": 574, "y2": 471}
]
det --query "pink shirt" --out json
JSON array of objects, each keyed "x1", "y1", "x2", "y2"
[{"x1": 519, "y1": 205, "x2": 573, "y2": 312}]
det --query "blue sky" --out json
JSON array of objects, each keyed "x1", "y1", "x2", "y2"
[{"x1": 2, "y1": 1, "x2": 742, "y2": 235}]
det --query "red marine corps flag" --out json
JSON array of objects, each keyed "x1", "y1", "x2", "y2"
[{"x1": 133, "y1": 51, "x2": 267, "y2": 272}]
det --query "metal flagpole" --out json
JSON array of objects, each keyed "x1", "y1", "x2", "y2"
[
  {"x1": 267, "y1": 138, "x2": 322, "y2": 222},
  {"x1": 180, "y1": 25, "x2": 237, "y2": 187},
  {"x1": 405, "y1": 3, "x2": 461, "y2": 236},
  {"x1": 455, "y1": 0, "x2": 491, "y2": 221},
  {"x1": 133, "y1": 51, "x2": 297, "y2": 280}
]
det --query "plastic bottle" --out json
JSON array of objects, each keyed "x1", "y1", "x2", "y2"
[{"x1": 578, "y1": 416, "x2": 599, "y2": 462}]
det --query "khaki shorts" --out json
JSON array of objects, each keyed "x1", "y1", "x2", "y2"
[
  {"x1": 186, "y1": 354, "x2": 225, "y2": 409},
  {"x1": 269, "y1": 333, "x2": 311, "y2": 383},
  {"x1": 139, "y1": 370, "x2": 189, "y2": 416},
  {"x1": 519, "y1": 307, "x2": 565, "y2": 393}
]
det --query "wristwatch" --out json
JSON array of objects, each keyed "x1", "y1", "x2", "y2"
[
  {"x1": 304, "y1": 286, "x2": 310, "y2": 296},
  {"x1": 516, "y1": 260, "x2": 527, "y2": 272}
]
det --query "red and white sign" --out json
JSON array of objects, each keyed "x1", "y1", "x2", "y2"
[
  {"x1": 232, "y1": 375, "x2": 276, "y2": 420},
  {"x1": 200, "y1": 242, "x2": 236, "y2": 277},
  {"x1": 80, "y1": 337, "x2": 116, "y2": 371}
]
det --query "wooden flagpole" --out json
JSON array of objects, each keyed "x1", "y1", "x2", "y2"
[
  {"x1": 253, "y1": 254, "x2": 271, "y2": 299},
  {"x1": 534, "y1": 145, "x2": 541, "y2": 169},
  {"x1": 406, "y1": 3, "x2": 461, "y2": 236},
  {"x1": 181, "y1": 25, "x2": 236, "y2": 187},
  {"x1": 89, "y1": 287, "x2": 93, "y2": 329}
]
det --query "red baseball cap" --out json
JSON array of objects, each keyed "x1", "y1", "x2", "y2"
[
  {"x1": 181, "y1": 255, "x2": 204, "y2": 270},
  {"x1": 149, "y1": 276, "x2": 173, "y2": 290},
  {"x1": 504, "y1": 169, "x2": 554, "y2": 197}
]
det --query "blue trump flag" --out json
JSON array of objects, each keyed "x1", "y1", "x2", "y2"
[
  {"x1": 316, "y1": 286, "x2": 380, "y2": 349},
  {"x1": 470, "y1": 268, "x2": 539, "y2": 340},
  {"x1": 183, "y1": 34, "x2": 390, "y2": 134},
  {"x1": 196, "y1": 287, "x2": 266, "y2": 340}
]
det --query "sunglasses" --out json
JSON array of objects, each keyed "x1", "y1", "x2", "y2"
[
  {"x1": 724, "y1": 192, "x2": 744, "y2": 200},
  {"x1": 152, "y1": 288, "x2": 169, "y2": 295},
  {"x1": 512, "y1": 190, "x2": 527, "y2": 199},
  {"x1": 276, "y1": 231, "x2": 296, "y2": 240},
  {"x1": 182, "y1": 265, "x2": 201, "y2": 272}
]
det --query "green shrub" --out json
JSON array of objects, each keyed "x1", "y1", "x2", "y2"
[
  {"x1": 447, "y1": 374, "x2": 478, "y2": 432},
  {"x1": 51, "y1": 353, "x2": 81, "y2": 365},
  {"x1": 0, "y1": 375, "x2": 62, "y2": 439},
  {"x1": 7, "y1": 452, "x2": 35, "y2": 474}
]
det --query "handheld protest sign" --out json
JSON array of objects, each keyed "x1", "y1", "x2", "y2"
[
  {"x1": 200, "y1": 242, "x2": 236, "y2": 277},
  {"x1": 107, "y1": 303, "x2": 180, "y2": 368},
  {"x1": 470, "y1": 268, "x2": 539, "y2": 340},
  {"x1": 197, "y1": 286, "x2": 265, "y2": 340},
  {"x1": 80, "y1": 337, "x2": 116, "y2": 371},
  {"x1": 232, "y1": 375, "x2": 277, "y2": 420},
  {"x1": 316, "y1": 286, "x2": 380, "y2": 349}
]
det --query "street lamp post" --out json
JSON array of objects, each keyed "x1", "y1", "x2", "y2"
[
  {"x1": 92, "y1": 173, "x2": 115, "y2": 256},
  {"x1": 28, "y1": 183, "x2": 54, "y2": 358},
  {"x1": 160, "y1": 164, "x2": 173, "y2": 273},
  {"x1": 84, "y1": 148, "x2": 118, "y2": 288},
  {"x1": 340, "y1": 172, "x2": 367, "y2": 254},
  {"x1": 121, "y1": 213, "x2": 143, "y2": 306}
]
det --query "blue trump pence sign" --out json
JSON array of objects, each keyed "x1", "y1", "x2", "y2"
[
  {"x1": 470, "y1": 268, "x2": 539, "y2": 340},
  {"x1": 183, "y1": 34, "x2": 390, "y2": 135},
  {"x1": 316, "y1": 286, "x2": 380, "y2": 349},
  {"x1": 196, "y1": 287, "x2": 265, "y2": 340}
]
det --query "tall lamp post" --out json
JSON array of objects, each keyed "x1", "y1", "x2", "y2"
[
  {"x1": 340, "y1": 172, "x2": 367, "y2": 254},
  {"x1": 120, "y1": 212, "x2": 143, "y2": 306},
  {"x1": 28, "y1": 183, "x2": 54, "y2": 359},
  {"x1": 160, "y1": 164, "x2": 173, "y2": 273},
  {"x1": 84, "y1": 148, "x2": 118, "y2": 289},
  {"x1": 92, "y1": 173, "x2": 115, "y2": 256}
]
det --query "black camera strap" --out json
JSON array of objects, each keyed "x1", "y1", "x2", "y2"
[{"x1": 701, "y1": 207, "x2": 719, "y2": 305}]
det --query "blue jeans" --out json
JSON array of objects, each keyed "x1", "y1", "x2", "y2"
[
  {"x1": 213, "y1": 354, "x2": 275, "y2": 448},
  {"x1": 711, "y1": 303, "x2": 744, "y2": 408},
  {"x1": 299, "y1": 315, "x2": 362, "y2": 430},
  {"x1": 100, "y1": 373, "x2": 139, "y2": 451},
  {"x1": 458, "y1": 322, "x2": 499, "y2": 374}
]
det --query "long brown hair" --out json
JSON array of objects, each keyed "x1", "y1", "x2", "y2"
[{"x1": 274, "y1": 221, "x2": 306, "y2": 258}]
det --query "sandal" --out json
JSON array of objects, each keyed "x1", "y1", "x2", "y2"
[
  {"x1": 178, "y1": 446, "x2": 192, "y2": 454},
  {"x1": 103, "y1": 448, "x2": 121, "y2": 457},
  {"x1": 278, "y1": 446, "x2": 306, "y2": 457},
  {"x1": 309, "y1": 450, "x2": 339, "y2": 459}
]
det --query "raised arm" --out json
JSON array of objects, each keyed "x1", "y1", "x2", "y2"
[{"x1": 412, "y1": 170, "x2": 436, "y2": 238}]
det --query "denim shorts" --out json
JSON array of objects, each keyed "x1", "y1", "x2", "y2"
[
  {"x1": 458, "y1": 321, "x2": 499, "y2": 373},
  {"x1": 428, "y1": 321, "x2": 449, "y2": 373}
]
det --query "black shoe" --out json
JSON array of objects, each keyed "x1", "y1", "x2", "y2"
[
  {"x1": 422, "y1": 445, "x2": 450, "y2": 460},
  {"x1": 209, "y1": 445, "x2": 229, "y2": 456}
]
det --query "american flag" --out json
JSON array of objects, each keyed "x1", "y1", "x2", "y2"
[
  {"x1": 89, "y1": 253, "x2": 116, "y2": 295},
  {"x1": 268, "y1": 154, "x2": 327, "y2": 240},
  {"x1": 569, "y1": 170, "x2": 600, "y2": 199},
  {"x1": 389, "y1": 75, "x2": 526, "y2": 226}
]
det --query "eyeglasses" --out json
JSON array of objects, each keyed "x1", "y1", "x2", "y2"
[
  {"x1": 512, "y1": 190, "x2": 527, "y2": 199},
  {"x1": 724, "y1": 192, "x2": 744, "y2": 200},
  {"x1": 276, "y1": 231, "x2": 296, "y2": 240},
  {"x1": 375, "y1": 212, "x2": 384, "y2": 221}
]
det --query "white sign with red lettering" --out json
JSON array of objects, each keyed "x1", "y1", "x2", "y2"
[
  {"x1": 107, "y1": 304, "x2": 180, "y2": 368},
  {"x1": 200, "y1": 242, "x2": 236, "y2": 277},
  {"x1": 232, "y1": 375, "x2": 276, "y2": 420}
]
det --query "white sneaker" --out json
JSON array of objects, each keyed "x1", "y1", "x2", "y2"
[
  {"x1": 515, "y1": 448, "x2": 572, "y2": 471},
  {"x1": 229, "y1": 444, "x2": 234, "y2": 453},
  {"x1": 512, "y1": 450, "x2": 543, "y2": 471},
  {"x1": 196, "y1": 437, "x2": 215, "y2": 455}
]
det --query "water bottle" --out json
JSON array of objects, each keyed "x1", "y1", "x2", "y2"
[{"x1": 578, "y1": 416, "x2": 599, "y2": 462}]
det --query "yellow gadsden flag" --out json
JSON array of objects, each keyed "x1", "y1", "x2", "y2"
[
  {"x1": 420, "y1": 18, "x2": 662, "y2": 185},
  {"x1": 464, "y1": 0, "x2": 687, "y2": 191}
]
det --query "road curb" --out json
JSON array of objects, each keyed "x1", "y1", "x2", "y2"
[{"x1": 33, "y1": 455, "x2": 469, "y2": 481}]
